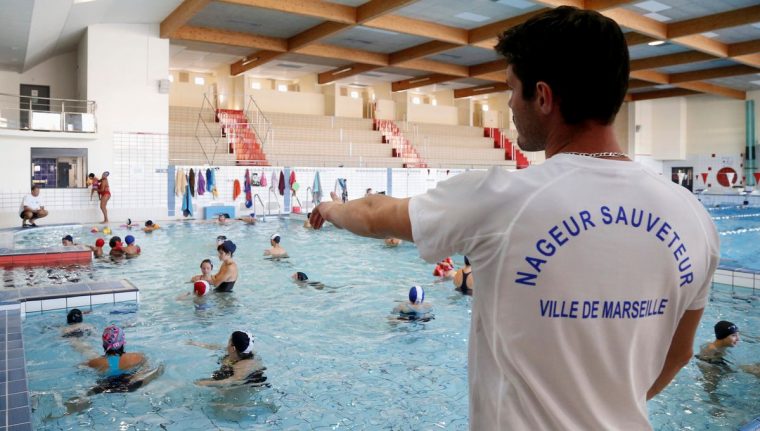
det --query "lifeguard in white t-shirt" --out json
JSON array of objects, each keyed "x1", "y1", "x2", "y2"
[{"x1": 20, "y1": 185, "x2": 48, "y2": 228}]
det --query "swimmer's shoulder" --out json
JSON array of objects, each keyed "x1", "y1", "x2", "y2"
[{"x1": 120, "y1": 352, "x2": 146, "y2": 369}]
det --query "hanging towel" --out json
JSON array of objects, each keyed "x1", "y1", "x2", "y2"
[
  {"x1": 289, "y1": 171, "x2": 297, "y2": 189},
  {"x1": 233, "y1": 179, "x2": 241, "y2": 200},
  {"x1": 182, "y1": 184, "x2": 193, "y2": 217},
  {"x1": 278, "y1": 171, "x2": 286, "y2": 196},
  {"x1": 244, "y1": 169, "x2": 253, "y2": 208},
  {"x1": 260, "y1": 171, "x2": 267, "y2": 188},
  {"x1": 197, "y1": 170, "x2": 206, "y2": 196},
  {"x1": 270, "y1": 171, "x2": 277, "y2": 191},
  {"x1": 175, "y1": 168, "x2": 186, "y2": 196},
  {"x1": 312, "y1": 171, "x2": 323, "y2": 204},
  {"x1": 189, "y1": 169, "x2": 196, "y2": 197},
  {"x1": 211, "y1": 185, "x2": 218, "y2": 199},
  {"x1": 205, "y1": 169, "x2": 212, "y2": 192},
  {"x1": 338, "y1": 178, "x2": 348, "y2": 203}
]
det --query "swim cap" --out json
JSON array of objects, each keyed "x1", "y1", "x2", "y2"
[
  {"x1": 464, "y1": 256, "x2": 470, "y2": 266},
  {"x1": 220, "y1": 240, "x2": 236, "y2": 254},
  {"x1": 194, "y1": 280, "x2": 211, "y2": 296},
  {"x1": 216, "y1": 235, "x2": 227, "y2": 245},
  {"x1": 715, "y1": 321, "x2": 738, "y2": 340},
  {"x1": 295, "y1": 272, "x2": 308, "y2": 281},
  {"x1": 145, "y1": 220, "x2": 154, "y2": 227},
  {"x1": 125, "y1": 235, "x2": 135, "y2": 245},
  {"x1": 103, "y1": 227, "x2": 112, "y2": 235},
  {"x1": 103, "y1": 171, "x2": 110, "y2": 177},
  {"x1": 102, "y1": 325, "x2": 125, "y2": 351},
  {"x1": 127, "y1": 218, "x2": 132, "y2": 226},
  {"x1": 90, "y1": 227, "x2": 99, "y2": 233},
  {"x1": 67, "y1": 308, "x2": 83, "y2": 324},
  {"x1": 62, "y1": 235, "x2": 73, "y2": 243},
  {"x1": 109, "y1": 236, "x2": 122, "y2": 248},
  {"x1": 409, "y1": 285, "x2": 425, "y2": 304},
  {"x1": 95, "y1": 238, "x2": 105, "y2": 247},
  {"x1": 231, "y1": 331, "x2": 254, "y2": 355},
  {"x1": 271, "y1": 233, "x2": 281, "y2": 243}
]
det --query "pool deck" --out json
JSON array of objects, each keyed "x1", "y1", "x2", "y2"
[{"x1": 0, "y1": 279, "x2": 140, "y2": 430}]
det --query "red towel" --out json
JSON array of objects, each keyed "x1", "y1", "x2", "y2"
[
  {"x1": 278, "y1": 171, "x2": 285, "y2": 196},
  {"x1": 233, "y1": 179, "x2": 241, "y2": 200},
  {"x1": 289, "y1": 170, "x2": 296, "y2": 188}
]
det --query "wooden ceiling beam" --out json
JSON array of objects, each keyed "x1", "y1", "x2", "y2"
[
  {"x1": 585, "y1": 0, "x2": 632, "y2": 10},
  {"x1": 625, "y1": 32, "x2": 656, "y2": 46},
  {"x1": 173, "y1": 26, "x2": 288, "y2": 51},
  {"x1": 295, "y1": 44, "x2": 389, "y2": 66},
  {"x1": 454, "y1": 83, "x2": 511, "y2": 99},
  {"x1": 363, "y1": 15, "x2": 468, "y2": 44},
  {"x1": 470, "y1": 59, "x2": 508, "y2": 77},
  {"x1": 393, "y1": 58, "x2": 468, "y2": 77},
  {"x1": 630, "y1": 70, "x2": 670, "y2": 85},
  {"x1": 391, "y1": 74, "x2": 457, "y2": 92},
  {"x1": 729, "y1": 39, "x2": 760, "y2": 57},
  {"x1": 630, "y1": 51, "x2": 716, "y2": 71},
  {"x1": 318, "y1": 63, "x2": 380, "y2": 85},
  {"x1": 476, "y1": 71, "x2": 507, "y2": 82},
  {"x1": 628, "y1": 88, "x2": 700, "y2": 101},
  {"x1": 160, "y1": 0, "x2": 211, "y2": 38},
  {"x1": 389, "y1": 41, "x2": 459, "y2": 65},
  {"x1": 217, "y1": 0, "x2": 356, "y2": 24},
  {"x1": 667, "y1": 5, "x2": 760, "y2": 39},
  {"x1": 288, "y1": 22, "x2": 352, "y2": 51},
  {"x1": 230, "y1": 50, "x2": 283, "y2": 75},
  {"x1": 627, "y1": 79, "x2": 653, "y2": 90},
  {"x1": 469, "y1": 9, "x2": 548, "y2": 44},
  {"x1": 677, "y1": 81, "x2": 745, "y2": 100},
  {"x1": 356, "y1": 0, "x2": 418, "y2": 23},
  {"x1": 669, "y1": 64, "x2": 758, "y2": 84}
]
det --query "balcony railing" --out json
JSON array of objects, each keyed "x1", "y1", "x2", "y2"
[{"x1": 0, "y1": 92, "x2": 97, "y2": 133}]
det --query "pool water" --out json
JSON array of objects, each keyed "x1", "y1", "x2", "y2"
[
  {"x1": 708, "y1": 205, "x2": 760, "y2": 271},
  {"x1": 11, "y1": 216, "x2": 760, "y2": 430}
]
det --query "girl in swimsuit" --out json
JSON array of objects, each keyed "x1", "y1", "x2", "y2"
[
  {"x1": 193, "y1": 331, "x2": 268, "y2": 387},
  {"x1": 453, "y1": 256, "x2": 474, "y2": 294},
  {"x1": 211, "y1": 240, "x2": 239, "y2": 292},
  {"x1": 98, "y1": 171, "x2": 111, "y2": 223}
]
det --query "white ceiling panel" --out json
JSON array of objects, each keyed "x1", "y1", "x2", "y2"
[
  {"x1": 395, "y1": 0, "x2": 543, "y2": 30},
  {"x1": 190, "y1": 2, "x2": 322, "y2": 39},
  {"x1": 0, "y1": 0, "x2": 34, "y2": 72}
]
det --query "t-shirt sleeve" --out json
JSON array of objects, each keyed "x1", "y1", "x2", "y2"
[{"x1": 408, "y1": 170, "x2": 487, "y2": 263}]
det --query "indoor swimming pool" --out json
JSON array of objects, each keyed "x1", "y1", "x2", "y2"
[
  {"x1": 708, "y1": 205, "x2": 760, "y2": 272},
  {"x1": 7, "y1": 216, "x2": 760, "y2": 430}
]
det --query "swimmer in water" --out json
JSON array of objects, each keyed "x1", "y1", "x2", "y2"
[
  {"x1": 264, "y1": 233, "x2": 288, "y2": 258},
  {"x1": 303, "y1": 213, "x2": 313, "y2": 229},
  {"x1": 192, "y1": 331, "x2": 268, "y2": 387},
  {"x1": 88, "y1": 238, "x2": 105, "y2": 258},
  {"x1": 62, "y1": 235, "x2": 75, "y2": 246},
  {"x1": 453, "y1": 256, "x2": 474, "y2": 294},
  {"x1": 177, "y1": 279, "x2": 214, "y2": 300},
  {"x1": 384, "y1": 237, "x2": 401, "y2": 247},
  {"x1": 109, "y1": 236, "x2": 125, "y2": 258},
  {"x1": 124, "y1": 235, "x2": 141, "y2": 258},
  {"x1": 210, "y1": 240, "x2": 238, "y2": 292},
  {"x1": 61, "y1": 308, "x2": 94, "y2": 338},
  {"x1": 191, "y1": 259, "x2": 214, "y2": 283},
  {"x1": 143, "y1": 220, "x2": 159, "y2": 233},
  {"x1": 393, "y1": 285, "x2": 432, "y2": 317},
  {"x1": 238, "y1": 213, "x2": 256, "y2": 225},
  {"x1": 697, "y1": 321, "x2": 739, "y2": 365},
  {"x1": 291, "y1": 271, "x2": 326, "y2": 289}
]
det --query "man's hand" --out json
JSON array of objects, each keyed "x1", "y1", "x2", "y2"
[{"x1": 310, "y1": 192, "x2": 344, "y2": 229}]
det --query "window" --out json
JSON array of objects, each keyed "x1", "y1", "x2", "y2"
[
  {"x1": 168, "y1": 74, "x2": 174, "y2": 83},
  {"x1": 350, "y1": 91, "x2": 359, "y2": 99},
  {"x1": 194, "y1": 76, "x2": 205, "y2": 85},
  {"x1": 277, "y1": 84, "x2": 288, "y2": 92},
  {"x1": 431, "y1": 99, "x2": 437, "y2": 106},
  {"x1": 412, "y1": 96, "x2": 421, "y2": 105},
  {"x1": 251, "y1": 81, "x2": 262, "y2": 90},
  {"x1": 31, "y1": 148, "x2": 88, "y2": 188},
  {"x1": 482, "y1": 104, "x2": 489, "y2": 112}
]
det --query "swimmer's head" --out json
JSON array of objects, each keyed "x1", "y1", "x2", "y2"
[
  {"x1": 124, "y1": 235, "x2": 135, "y2": 245},
  {"x1": 95, "y1": 238, "x2": 105, "y2": 248},
  {"x1": 217, "y1": 240, "x2": 236, "y2": 256},
  {"x1": 464, "y1": 256, "x2": 470, "y2": 266},
  {"x1": 194, "y1": 280, "x2": 211, "y2": 296},
  {"x1": 230, "y1": 331, "x2": 254, "y2": 356},
  {"x1": 715, "y1": 321, "x2": 739, "y2": 344},
  {"x1": 62, "y1": 235, "x2": 74, "y2": 245},
  {"x1": 145, "y1": 220, "x2": 154, "y2": 227},
  {"x1": 409, "y1": 285, "x2": 425, "y2": 305},
  {"x1": 88, "y1": 173, "x2": 95, "y2": 179},
  {"x1": 109, "y1": 236, "x2": 122, "y2": 249},
  {"x1": 102, "y1": 171, "x2": 110, "y2": 178},
  {"x1": 270, "y1": 233, "x2": 281, "y2": 244},
  {"x1": 216, "y1": 235, "x2": 227, "y2": 246},
  {"x1": 102, "y1": 325, "x2": 125, "y2": 354},
  {"x1": 200, "y1": 258, "x2": 213, "y2": 274},
  {"x1": 67, "y1": 308, "x2": 83, "y2": 324},
  {"x1": 293, "y1": 272, "x2": 308, "y2": 282}
]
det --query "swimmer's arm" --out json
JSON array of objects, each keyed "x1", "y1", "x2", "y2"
[
  {"x1": 196, "y1": 377, "x2": 228, "y2": 387},
  {"x1": 210, "y1": 266, "x2": 230, "y2": 286},
  {"x1": 186, "y1": 340, "x2": 223, "y2": 350},
  {"x1": 647, "y1": 308, "x2": 704, "y2": 400},
  {"x1": 310, "y1": 193, "x2": 412, "y2": 241}
]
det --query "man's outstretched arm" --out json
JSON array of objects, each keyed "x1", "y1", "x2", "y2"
[{"x1": 309, "y1": 192, "x2": 413, "y2": 241}]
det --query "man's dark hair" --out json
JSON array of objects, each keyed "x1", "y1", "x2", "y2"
[
  {"x1": 31, "y1": 185, "x2": 39, "y2": 191},
  {"x1": 495, "y1": 6, "x2": 629, "y2": 125}
]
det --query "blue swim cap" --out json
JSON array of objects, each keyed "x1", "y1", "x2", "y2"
[
  {"x1": 409, "y1": 285, "x2": 424, "y2": 304},
  {"x1": 125, "y1": 235, "x2": 135, "y2": 245}
]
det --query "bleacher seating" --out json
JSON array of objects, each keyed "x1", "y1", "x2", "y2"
[{"x1": 405, "y1": 122, "x2": 516, "y2": 169}]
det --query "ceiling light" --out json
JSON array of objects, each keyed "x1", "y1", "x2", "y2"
[
  {"x1": 333, "y1": 67, "x2": 353, "y2": 75},
  {"x1": 648, "y1": 40, "x2": 666, "y2": 46},
  {"x1": 241, "y1": 56, "x2": 259, "y2": 66},
  {"x1": 455, "y1": 12, "x2": 490, "y2": 22},
  {"x1": 644, "y1": 12, "x2": 671, "y2": 22},
  {"x1": 701, "y1": 32, "x2": 719, "y2": 38}
]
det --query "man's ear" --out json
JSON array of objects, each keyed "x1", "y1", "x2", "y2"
[{"x1": 534, "y1": 81, "x2": 554, "y2": 115}]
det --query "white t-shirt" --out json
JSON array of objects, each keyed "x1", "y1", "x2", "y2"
[
  {"x1": 409, "y1": 154, "x2": 719, "y2": 430},
  {"x1": 20, "y1": 194, "x2": 42, "y2": 214}
]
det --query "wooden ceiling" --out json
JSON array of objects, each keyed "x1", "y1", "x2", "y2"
[{"x1": 162, "y1": 0, "x2": 760, "y2": 101}]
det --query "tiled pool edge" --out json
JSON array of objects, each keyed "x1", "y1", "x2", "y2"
[{"x1": 713, "y1": 267, "x2": 760, "y2": 292}]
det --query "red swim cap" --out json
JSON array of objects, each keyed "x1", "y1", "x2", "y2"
[{"x1": 95, "y1": 238, "x2": 105, "y2": 247}]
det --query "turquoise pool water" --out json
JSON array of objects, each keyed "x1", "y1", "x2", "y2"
[
  {"x1": 10, "y1": 216, "x2": 760, "y2": 430},
  {"x1": 708, "y1": 205, "x2": 760, "y2": 271}
]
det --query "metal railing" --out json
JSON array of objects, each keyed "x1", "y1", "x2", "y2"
[
  {"x1": 0, "y1": 92, "x2": 97, "y2": 132},
  {"x1": 193, "y1": 94, "x2": 225, "y2": 165},
  {"x1": 244, "y1": 94, "x2": 273, "y2": 152}
]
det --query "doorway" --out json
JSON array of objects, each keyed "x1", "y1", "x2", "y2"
[{"x1": 19, "y1": 84, "x2": 51, "y2": 129}]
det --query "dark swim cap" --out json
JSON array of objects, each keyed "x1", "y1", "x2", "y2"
[
  {"x1": 296, "y1": 272, "x2": 308, "y2": 281},
  {"x1": 145, "y1": 220, "x2": 154, "y2": 227},
  {"x1": 67, "y1": 308, "x2": 83, "y2": 324},
  {"x1": 231, "y1": 331, "x2": 253, "y2": 354},
  {"x1": 464, "y1": 256, "x2": 470, "y2": 266},
  {"x1": 220, "y1": 240, "x2": 236, "y2": 254},
  {"x1": 715, "y1": 321, "x2": 738, "y2": 340},
  {"x1": 62, "y1": 235, "x2": 73, "y2": 243}
]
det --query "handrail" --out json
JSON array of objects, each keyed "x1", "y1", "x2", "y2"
[
  {"x1": 244, "y1": 94, "x2": 273, "y2": 152},
  {"x1": 0, "y1": 92, "x2": 97, "y2": 132},
  {"x1": 0, "y1": 92, "x2": 97, "y2": 105},
  {"x1": 253, "y1": 193, "x2": 265, "y2": 216},
  {"x1": 193, "y1": 94, "x2": 222, "y2": 165},
  {"x1": 267, "y1": 187, "x2": 281, "y2": 215}
]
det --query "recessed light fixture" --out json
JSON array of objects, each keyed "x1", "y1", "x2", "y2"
[
  {"x1": 455, "y1": 12, "x2": 490, "y2": 22},
  {"x1": 644, "y1": 12, "x2": 671, "y2": 22},
  {"x1": 701, "y1": 32, "x2": 719, "y2": 38},
  {"x1": 278, "y1": 84, "x2": 288, "y2": 92},
  {"x1": 648, "y1": 40, "x2": 666, "y2": 46}
]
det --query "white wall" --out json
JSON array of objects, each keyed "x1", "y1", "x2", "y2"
[
  {"x1": 634, "y1": 97, "x2": 686, "y2": 159},
  {"x1": 407, "y1": 103, "x2": 458, "y2": 125},
  {"x1": 246, "y1": 88, "x2": 326, "y2": 116},
  {"x1": 335, "y1": 95, "x2": 362, "y2": 118},
  {"x1": 169, "y1": 72, "x2": 215, "y2": 108},
  {"x1": 685, "y1": 94, "x2": 744, "y2": 155}
]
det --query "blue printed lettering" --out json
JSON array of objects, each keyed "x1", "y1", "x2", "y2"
[
  {"x1": 630, "y1": 208, "x2": 643, "y2": 227},
  {"x1": 656, "y1": 222, "x2": 671, "y2": 241},
  {"x1": 563, "y1": 217, "x2": 581, "y2": 237},
  {"x1": 549, "y1": 226, "x2": 568, "y2": 246},
  {"x1": 646, "y1": 213, "x2": 661, "y2": 232},
  {"x1": 516, "y1": 272, "x2": 538, "y2": 286},
  {"x1": 615, "y1": 206, "x2": 629, "y2": 225},
  {"x1": 600, "y1": 206, "x2": 612, "y2": 224},
  {"x1": 579, "y1": 210, "x2": 595, "y2": 230},
  {"x1": 526, "y1": 256, "x2": 547, "y2": 272},
  {"x1": 673, "y1": 243, "x2": 687, "y2": 260},
  {"x1": 679, "y1": 272, "x2": 693, "y2": 287}
]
